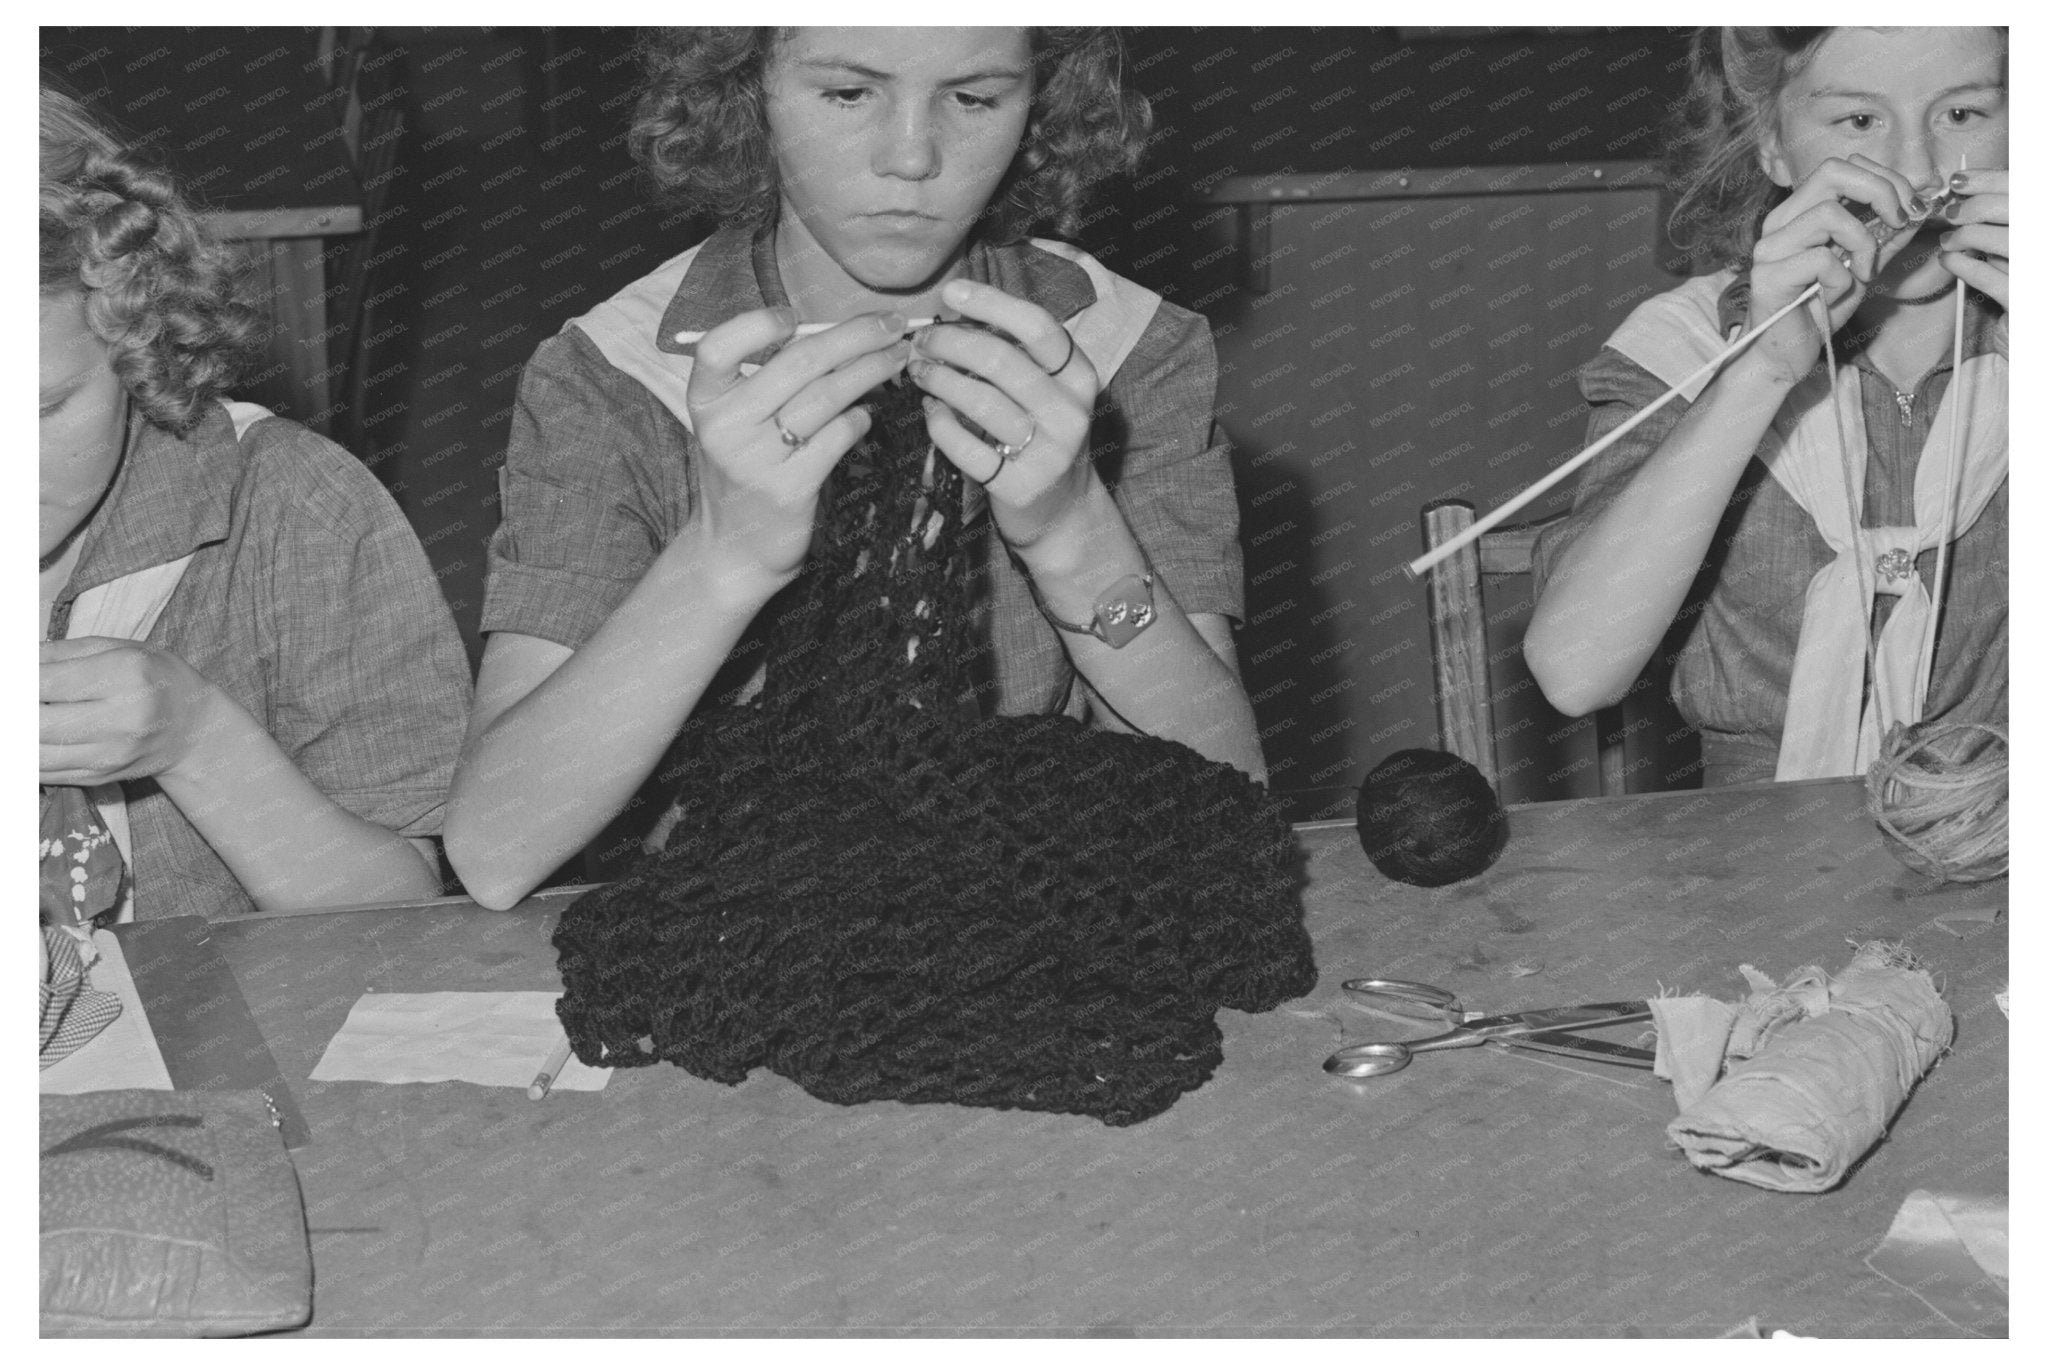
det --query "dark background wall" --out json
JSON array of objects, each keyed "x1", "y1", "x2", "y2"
[{"x1": 43, "y1": 26, "x2": 1700, "y2": 804}]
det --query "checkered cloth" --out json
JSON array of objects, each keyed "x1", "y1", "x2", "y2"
[{"x1": 41, "y1": 924, "x2": 123, "y2": 1070}]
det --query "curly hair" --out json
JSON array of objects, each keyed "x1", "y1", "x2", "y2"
[
  {"x1": 1662, "y1": 28, "x2": 1832, "y2": 271},
  {"x1": 40, "y1": 84, "x2": 259, "y2": 436},
  {"x1": 627, "y1": 27, "x2": 1151, "y2": 244}
]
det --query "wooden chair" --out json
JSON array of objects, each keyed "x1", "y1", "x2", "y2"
[{"x1": 1420, "y1": 499, "x2": 1630, "y2": 797}]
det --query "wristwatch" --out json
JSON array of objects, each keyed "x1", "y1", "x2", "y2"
[{"x1": 1033, "y1": 571, "x2": 1157, "y2": 649}]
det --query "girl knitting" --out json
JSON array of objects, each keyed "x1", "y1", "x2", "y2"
[
  {"x1": 1524, "y1": 27, "x2": 2007, "y2": 787},
  {"x1": 39, "y1": 85, "x2": 472, "y2": 921},
  {"x1": 449, "y1": 27, "x2": 1265, "y2": 905}
]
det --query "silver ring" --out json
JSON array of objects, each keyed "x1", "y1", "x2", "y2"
[
  {"x1": 1047, "y1": 330, "x2": 1077, "y2": 378},
  {"x1": 772, "y1": 413, "x2": 806, "y2": 449},
  {"x1": 991, "y1": 418, "x2": 1037, "y2": 461}
]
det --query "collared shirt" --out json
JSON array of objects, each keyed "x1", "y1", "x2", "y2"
[
  {"x1": 46, "y1": 404, "x2": 474, "y2": 919},
  {"x1": 483, "y1": 225, "x2": 1245, "y2": 718},
  {"x1": 1531, "y1": 277, "x2": 2008, "y2": 786}
]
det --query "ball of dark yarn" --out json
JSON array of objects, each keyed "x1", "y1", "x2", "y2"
[{"x1": 1355, "y1": 748, "x2": 1507, "y2": 887}]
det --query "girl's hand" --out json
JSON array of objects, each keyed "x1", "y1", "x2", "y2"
[
  {"x1": 1940, "y1": 167, "x2": 2008, "y2": 310},
  {"x1": 681, "y1": 309, "x2": 912, "y2": 586},
  {"x1": 910, "y1": 278, "x2": 1100, "y2": 552},
  {"x1": 40, "y1": 637, "x2": 223, "y2": 786},
  {"x1": 1743, "y1": 155, "x2": 1929, "y2": 384}
]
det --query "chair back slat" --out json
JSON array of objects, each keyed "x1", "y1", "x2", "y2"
[
  {"x1": 1418, "y1": 498, "x2": 1637, "y2": 798},
  {"x1": 1420, "y1": 500, "x2": 1497, "y2": 790}
]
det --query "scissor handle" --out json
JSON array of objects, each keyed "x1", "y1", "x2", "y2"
[
  {"x1": 1341, "y1": 978, "x2": 1460, "y2": 1021},
  {"x1": 1323, "y1": 1041, "x2": 1415, "y2": 1079}
]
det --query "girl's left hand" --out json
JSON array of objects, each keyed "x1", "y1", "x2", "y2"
[
  {"x1": 40, "y1": 637, "x2": 223, "y2": 786},
  {"x1": 1941, "y1": 168, "x2": 2008, "y2": 309},
  {"x1": 911, "y1": 278, "x2": 1100, "y2": 551}
]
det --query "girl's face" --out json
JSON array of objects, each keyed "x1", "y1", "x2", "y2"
[
  {"x1": 763, "y1": 27, "x2": 1034, "y2": 308},
  {"x1": 39, "y1": 290, "x2": 127, "y2": 560},
  {"x1": 1763, "y1": 27, "x2": 2007, "y2": 199}
]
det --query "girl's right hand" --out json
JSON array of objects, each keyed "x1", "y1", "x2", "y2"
[
  {"x1": 1742, "y1": 155, "x2": 1927, "y2": 384},
  {"x1": 679, "y1": 309, "x2": 912, "y2": 586}
]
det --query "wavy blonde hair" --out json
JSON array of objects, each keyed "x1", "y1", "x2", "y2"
[
  {"x1": 627, "y1": 27, "x2": 1151, "y2": 244},
  {"x1": 39, "y1": 84, "x2": 259, "y2": 436}
]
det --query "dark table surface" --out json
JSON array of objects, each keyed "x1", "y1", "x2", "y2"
[{"x1": 208, "y1": 777, "x2": 2006, "y2": 1336}]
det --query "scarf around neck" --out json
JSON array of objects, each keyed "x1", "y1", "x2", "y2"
[{"x1": 1607, "y1": 273, "x2": 2007, "y2": 779}]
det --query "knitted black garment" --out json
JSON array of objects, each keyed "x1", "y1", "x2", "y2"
[{"x1": 552, "y1": 377, "x2": 1316, "y2": 1125}]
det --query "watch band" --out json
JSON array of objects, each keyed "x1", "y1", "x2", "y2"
[{"x1": 1033, "y1": 571, "x2": 1157, "y2": 649}]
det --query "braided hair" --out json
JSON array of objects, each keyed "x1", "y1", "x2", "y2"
[
  {"x1": 552, "y1": 377, "x2": 1316, "y2": 1125},
  {"x1": 39, "y1": 84, "x2": 258, "y2": 437}
]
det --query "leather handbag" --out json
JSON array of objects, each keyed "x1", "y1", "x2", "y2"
[{"x1": 40, "y1": 1089, "x2": 312, "y2": 1337}]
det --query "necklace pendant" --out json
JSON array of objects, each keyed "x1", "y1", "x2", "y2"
[{"x1": 1875, "y1": 547, "x2": 1915, "y2": 583}]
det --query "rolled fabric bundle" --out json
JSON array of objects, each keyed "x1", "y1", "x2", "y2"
[{"x1": 1651, "y1": 942, "x2": 1951, "y2": 1193}]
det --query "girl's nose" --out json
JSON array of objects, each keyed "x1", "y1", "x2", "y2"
[
  {"x1": 874, "y1": 104, "x2": 939, "y2": 181},
  {"x1": 1887, "y1": 127, "x2": 1943, "y2": 201}
]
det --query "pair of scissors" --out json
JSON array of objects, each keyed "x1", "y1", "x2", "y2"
[{"x1": 1323, "y1": 978, "x2": 1655, "y2": 1079}]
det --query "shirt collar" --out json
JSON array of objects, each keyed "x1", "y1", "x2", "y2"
[
  {"x1": 655, "y1": 225, "x2": 1099, "y2": 358},
  {"x1": 62, "y1": 403, "x2": 240, "y2": 606}
]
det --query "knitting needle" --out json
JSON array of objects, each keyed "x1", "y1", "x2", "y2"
[
  {"x1": 1403, "y1": 284, "x2": 1825, "y2": 579},
  {"x1": 1405, "y1": 187, "x2": 1959, "y2": 581},
  {"x1": 527, "y1": 1031, "x2": 575, "y2": 1101},
  {"x1": 1917, "y1": 155, "x2": 1970, "y2": 695},
  {"x1": 671, "y1": 317, "x2": 937, "y2": 346}
]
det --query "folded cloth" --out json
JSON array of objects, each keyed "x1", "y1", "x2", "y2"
[
  {"x1": 1647, "y1": 941, "x2": 1952, "y2": 1192},
  {"x1": 1864, "y1": 1190, "x2": 2007, "y2": 1335},
  {"x1": 41, "y1": 924, "x2": 123, "y2": 1069}
]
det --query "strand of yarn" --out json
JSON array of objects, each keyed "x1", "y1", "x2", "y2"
[{"x1": 1864, "y1": 720, "x2": 2007, "y2": 883}]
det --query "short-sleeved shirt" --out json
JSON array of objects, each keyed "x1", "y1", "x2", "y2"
[
  {"x1": 1531, "y1": 277, "x2": 2008, "y2": 786},
  {"x1": 482, "y1": 226, "x2": 1245, "y2": 720},
  {"x1": 46, "y1": 404, "x2": 474, "y2": 919}
]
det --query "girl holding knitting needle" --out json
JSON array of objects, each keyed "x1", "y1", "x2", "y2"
[
  {"x1": 1524, "y1": 27, "x2": 2007, "y2": 787},
  {"x1": 447, "y1": 28, "x2": 1264, "y2": 907}
]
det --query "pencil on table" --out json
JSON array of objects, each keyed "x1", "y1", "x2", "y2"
[
  {"x1": 671, "y1": 317, "x2": 938, "y2": 345},
  {"x1": 528, "y1": 1033, "x2": 576, "y2": 1101}
]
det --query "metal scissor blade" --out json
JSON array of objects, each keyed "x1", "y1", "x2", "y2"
[
  {"x1": 1490, "y1": 1033, "x2": 1655, "y2": 1069},
  {"x1": 1464, "y1": 1001, "x2": 1651, "y2": 1036}
]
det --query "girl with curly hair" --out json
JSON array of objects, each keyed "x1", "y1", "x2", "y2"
[
  {"x1": 1525, "y1": 28, "x2": 2007, "y2": 787},
  {"x1": 39, "y1": 84, "x2": 472, "y2": 922},
  {"x1": 450, "y1": 27, "x2": 1263, "y2": 905}
]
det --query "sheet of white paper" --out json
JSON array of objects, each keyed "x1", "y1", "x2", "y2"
[
  {"x1": 40, "y1": 930, "x2": 175, "y2": 1095},
  {"x1": 309, "y1": 991, "x2": 610, "y2": 1091}
]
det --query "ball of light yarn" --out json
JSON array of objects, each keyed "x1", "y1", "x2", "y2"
[
  {"x1": 1864, "y1": 721, "x2": 2008, "y2": 884},
  {"x1": 1356, "y1": 748, "x2": 1508, "y2": 887}
]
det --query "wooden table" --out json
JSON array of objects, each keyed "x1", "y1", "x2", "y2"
[{"x1": 209, "y1": 779, "x2": 2006, "y2": 1336}]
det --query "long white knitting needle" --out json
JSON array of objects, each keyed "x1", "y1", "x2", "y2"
[
  {"x1": 1916, "y1": 155, "x2": 1970, "y2": 698},
  {"x1": 1403, "y1": 283, "x2": 1824, "y2": 580},
  {"x1": 671, "y1": 317, "x2": 937, "y2": 345}
]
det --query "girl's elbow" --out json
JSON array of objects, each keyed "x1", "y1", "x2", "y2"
[
  {"x1": 442, "y1": 819, "x2": 533, "y2": 911},
  {"x1": 1523, "y1": 629, "x2": 1615, "y2": 719}
]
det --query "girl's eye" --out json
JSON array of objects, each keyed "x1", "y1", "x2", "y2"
[
  {"x1": 951, "y1": 91, "x2": 998, "y2": 111},
  {"x1": 1943, "y1": 106, "x2": 1988, "y2": 126},
  {"x1": 822, "y1": 87, "x2": 870, "y2": 107},
  {"x1": 1839, "y1": 113, "x2": 1878, "y2": 132}
]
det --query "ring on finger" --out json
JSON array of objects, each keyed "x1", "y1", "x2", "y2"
[
  {"x1": 992, "y1": 417, "x2": 1037, "y2": 461},
  {"x1": 1046, "y1": 330, "x2": 1077, "y2": 378},
  {"x1": 771, "y1": 412, "x2": 807, "y2": 449}
]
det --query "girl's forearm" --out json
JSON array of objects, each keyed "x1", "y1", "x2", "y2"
[
  {"x1": 1524, "y1": 352, "x2": 1802, "y2": 715},
  {"x1": 445, "y1": 531, "x2": 783, "y2": 908},
  {"x1": 1017, "y1": 480, "x2": 1267, "y2": 781},
  {"x1": 156, "y1": 691, "x2": 441, "y2": 912}
]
